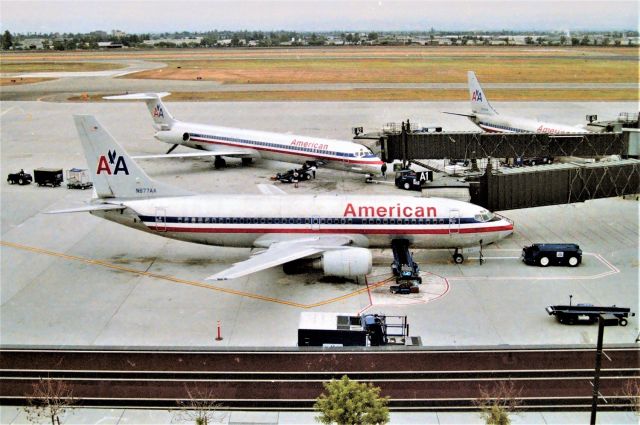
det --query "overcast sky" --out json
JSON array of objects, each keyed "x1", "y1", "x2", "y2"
[{"x1": 2, "y1": 0, "x2": 638, "y2": 34}]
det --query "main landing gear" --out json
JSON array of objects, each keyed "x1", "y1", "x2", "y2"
[{"x1": 214, "y1": 156, "x2": 226, "y2": 169}]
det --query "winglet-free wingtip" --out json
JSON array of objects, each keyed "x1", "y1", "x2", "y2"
[
  {"x1": 205, "y1": 274, "x2": 227, "y2": 281},
  {"x1": 103, "y1": 92, "x2": 171, "y2": 100}
]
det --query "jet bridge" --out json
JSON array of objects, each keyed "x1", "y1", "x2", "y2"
[
  {"x1": 360, "y1": 121, "x2": 639, "y2": 210},
  {"x1": 381, "y1": 129, "x2": 629, "y2": 163},
  {"x1": 468, "y1": 159, "x2": 640, "y2": 211}
]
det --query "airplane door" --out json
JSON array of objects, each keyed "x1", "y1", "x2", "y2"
[
  {"x1": 311, "y1": 216, "x2": 320, "y2": 232},
  {"x1": 155, "y1": 207, "x2": 167, "y2": 232},
  {"x1": 449, "y1": 209, "x2": 460, "y2": 234}
]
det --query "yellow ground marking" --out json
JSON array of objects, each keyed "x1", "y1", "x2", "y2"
[{"x1": 1, "y1": 240, "x2": 391, "y2": 309}]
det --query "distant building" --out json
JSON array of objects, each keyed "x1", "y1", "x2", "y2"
[
  {"x1": 20, "y1": 38, "x2": 47, "y2": 49},
  {"x1": 111, "y1": 29, "x2": 127, "y2": 38},
  {"x1": 143, "y1": 37, "x2": 203, "y2": 46},
  {"x1": 97, "y1": 41, "x2": 124, "y2": 48}
]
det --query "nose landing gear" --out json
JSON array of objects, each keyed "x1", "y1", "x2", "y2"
[{"x1": 452, "y1": 248, "x2": 465, "y2": 264}]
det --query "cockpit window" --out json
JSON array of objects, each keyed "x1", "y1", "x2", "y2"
[{"x1": 474, "y1": 210, "x2": 495, "y2": 222}]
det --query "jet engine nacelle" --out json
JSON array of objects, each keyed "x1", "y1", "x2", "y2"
[
  {"x1": 154, "y1": 129, "x2": 189, "y2": 144},
  {"x1": 283, "y1": 247, "x2": 372, "y2": 278},
  {"x1": 319, "y1": 248, "x2": 372, "y2": 277}
]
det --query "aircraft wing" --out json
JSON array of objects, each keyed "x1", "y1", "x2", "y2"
[
  {"x1": 104, "y1": 92, "x2": 171, "y2": 100},
  {"x1": 256, "y1": 184, "x2": 288, "y2": 196},
  {"x1": 132, "y1": 150, "x2": 253, "y2": 160},
  {"x1": 206, "y1": 236, "x2": 352, "y2": 281}
]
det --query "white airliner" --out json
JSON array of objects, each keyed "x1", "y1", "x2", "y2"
[
  {"x1": 445, "y1": 71, "x2": 589, "y2": 134},
  {"x1": 104, "y1": 92, "x2": 387, "y2": 176},
  {"x1": 49, "y1": 115, "x2": 514, "y2": 280}
]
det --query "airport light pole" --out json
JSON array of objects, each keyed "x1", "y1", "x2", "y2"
[{"x1": 590, "y1": 313, "x2": 618, "y2": 425}]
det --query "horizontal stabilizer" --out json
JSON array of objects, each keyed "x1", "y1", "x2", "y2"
[
  {"x1": 103, "y1": 92, "x2": 171, "y2": 101},
  {"x1": 45, "y1": 203, "x2": 125, "y2": 214},
  {"x1": 443, "y1": 111, "x2": 476, "y2": 118}
]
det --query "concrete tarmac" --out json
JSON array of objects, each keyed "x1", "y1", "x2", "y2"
[
  {"x1": 1, "y1": 100, "x2": 638, "y2": 348},
  {"x1": 2, "y1": 405, "x2": 639, "y2": 425}
]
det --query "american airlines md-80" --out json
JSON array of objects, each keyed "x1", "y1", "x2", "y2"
[
  {"x1": 105, "y1": 93, "x2": 387, "y2": 177},
  {"x1": 49, "y1": 115, "x2": 513, "y2": 280},
  {"x1": 446, "y1": 71, "x2": 589, "y2": 134}
]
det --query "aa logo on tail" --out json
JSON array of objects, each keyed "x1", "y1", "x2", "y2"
[
  {"x1": 471, "y1": 90, "x2": 483, "y2": 102},
  {"x1": 152, "y1": 104, "x2": 164, "y2": 118},
  {"x1": 97, "y1": 150, "x2": 129, "y2": 175}
]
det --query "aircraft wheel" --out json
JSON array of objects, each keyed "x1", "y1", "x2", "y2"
[
  {"x1": 453, "y1": 253, "x2": 464, "y2": 264},
  {"x1": 568, "y1": 256, "x2": 579, "y2": 267},
  {"x1": 539, "y1": 256, "x2": 550, "y2": 267},
  {"x1": 619, "y1": 318, "x2": 628, "y2": 327},
  {"x1": 214, "y1": 157, "x2": 226, "y2": 169},
  {"x1": 241, "y1": 158, "x2": 253, "y2": 166}
]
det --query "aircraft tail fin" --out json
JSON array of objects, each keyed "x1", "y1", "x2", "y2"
[
  {"x1": 103, "y1": 92, "x2": 175, "y2": 130},
  {"x1": 73, "y1": 114, "x2": 192, "y2": 199},
  {"x1": 468, "y1": 71, "x2": 498, "y2": 115}
]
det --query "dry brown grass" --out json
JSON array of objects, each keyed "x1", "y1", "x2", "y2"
[
  {"x1": 125, "y1": 57, "x2": 638, "y2": 84},
  {"x1": 72, "y1": 88, "x2": 639, "y2": 102},
  {"x1": 0, "y1": 77, "x2": 55, "y2": 86}
]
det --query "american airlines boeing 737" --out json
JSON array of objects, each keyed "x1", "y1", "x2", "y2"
[
  {"x1": 105, "y1": 92, "x2": 386, "y2": 177},
  {"x1": 49, "y1": 115, "x2": 514, "y2": 281},
  {"x1": 446, "y1": 71, "x2": 589, "y2": 134}
]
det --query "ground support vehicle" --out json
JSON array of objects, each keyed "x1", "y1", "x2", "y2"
[
  {"x1": 33, "y1": 168, "x2": 63, "y2": 187},
  {"x1": 390, "y1": 239, "x2": 421, "y2": 293},
  {"x1": 522, "y1": 243, "x2": 582, "y2": 267},
  {"x1": 66, "y1": 168, "x2": 93, "y2": 190},
  {"x1": 273, "y1": 168, "x2": 313, "y2": 184},
  {"x1": 298, "y1": 312, "x2": 413, "y2": 346},
  {"x1": 522, "y1": 156, "x2": 553, "y2": 166},
  {"x1": 546, "y1": 304, "x2": 635, "y2": 326},
  {"x1": 7, "y1": 170, "x2": 32, "y2": 185},
  {"x1": 395, "y1": 169, "x2": 432, "y2": 191}
]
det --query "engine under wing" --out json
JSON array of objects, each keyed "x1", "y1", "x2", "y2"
[{"x1": 206, "y1": 235, "x2": 353, "y2": 281}]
